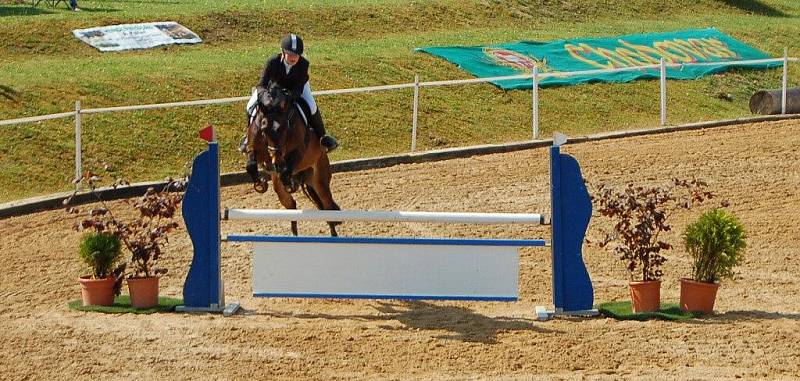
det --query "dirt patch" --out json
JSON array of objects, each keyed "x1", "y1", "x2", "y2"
[{"x1": 1, "y1": 120, "x2": 799, "y2": 380}]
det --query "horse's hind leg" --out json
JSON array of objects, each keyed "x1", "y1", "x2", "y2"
[
  {"x1": 306, "y1": 167, "x2": 341, "y2": 237},
  {"x1": 271, "y1": 172, "x2": 299, "y2": 236},
  {"x1": 304, "y1": 183, "x2": 340, "y2": 237}
]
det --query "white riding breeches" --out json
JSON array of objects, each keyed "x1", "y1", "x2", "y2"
[
  {"x1": 246, "y1": 82, "x2": 317, "y2": 116},
  {"x1": 301, "y1": 82, "x2": 317, "y2": 115},
  {"x1": 246, "y1": 88, "x2": 258, "y2": 116}
]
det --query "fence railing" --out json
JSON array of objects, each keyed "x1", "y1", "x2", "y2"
[{"x1": 1, "y1": 51, "x2": 797, "y2": 189}]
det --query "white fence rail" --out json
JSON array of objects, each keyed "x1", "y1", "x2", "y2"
[{"x1": 1, "y1": 53, "x2": 797, "y2": 188}]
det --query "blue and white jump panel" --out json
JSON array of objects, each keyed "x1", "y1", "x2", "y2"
[
  {"x1": 227, "y1": 235, "x2": 545, "y2": 301},
  {"x1": 178, "y1": 137, "x2": 595, "y2": 315}
]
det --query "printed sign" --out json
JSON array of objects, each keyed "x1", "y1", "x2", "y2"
[
  {"x1": 72, "y1": 22, "x2": 202, "y2": 52},
  {"x1": 417, "y1": 28, "x2": 780, "y2": 88}
]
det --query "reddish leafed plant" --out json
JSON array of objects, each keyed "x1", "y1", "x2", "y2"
[
  {"x1": 66, "y1": 171, "x2": 185, "y2": 291},
  {"x1": 590, "y1": 178, "x2": 717, "y2": 282}
]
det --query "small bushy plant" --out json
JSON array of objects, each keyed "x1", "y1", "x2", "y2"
[
  {"x1": 79, "y1": 232, "x2": 123, "y2": 279},
  {"x1": 591, "y1": 178, "x2": 716, "y2": 282},
  {"x1": 66, "y1": 170, "x2": 184, "y2": 285},
  {"x1": 683, "y1": 209, "x2": 746, "y2": 283}
]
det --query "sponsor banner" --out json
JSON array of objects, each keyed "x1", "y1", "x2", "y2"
[
  {"x1": 72, "y1": 22, "x2": 202, "y2": 52},
  {"x1": 417, "y1": 28, "x2": 779, "y2": 89}
]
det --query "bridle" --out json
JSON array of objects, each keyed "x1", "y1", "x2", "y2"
[
  {"x1": 264, "y1": 109, "x2": 298, "y2": 156},
  {"x1": 257, "y1": 87, "x2": 299, "y2": 156}
]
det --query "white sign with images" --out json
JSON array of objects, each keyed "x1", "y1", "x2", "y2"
[{"x1": 72, "y1": 22, "x2": 202, "y2": 52}]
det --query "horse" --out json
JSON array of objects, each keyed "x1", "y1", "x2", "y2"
[{"x1": 244, "y1": 84, "x2": 341, "y2": 237}]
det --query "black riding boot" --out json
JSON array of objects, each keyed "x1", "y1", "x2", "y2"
[{"x1": 310, "y1": 110, "x2": 338, "y2": 152}]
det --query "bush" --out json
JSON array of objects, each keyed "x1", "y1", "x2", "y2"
[
  {"x1": 683, "y1": 209, "x2": 747, "y2": 283},
  {"x1": 120, "y1": 186, "x2": 183, "y2": 278},
  {"x1": 79, "y1": 232, "x2": 123, "y2": 279},
  {"x1": 591, "y1": 178, "x2": 715, "y2": 282},
  {"x1": 66, "y1": 171, "x2": 184, "y2": 282}
]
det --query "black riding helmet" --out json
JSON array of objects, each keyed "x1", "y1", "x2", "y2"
[{"x1": 280, "y1": 34, "x2": 304, "y2": 55}]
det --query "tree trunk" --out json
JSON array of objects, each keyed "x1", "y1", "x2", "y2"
[{"x1": 749, "y1": 88, "x2": 800, "y2": 115}]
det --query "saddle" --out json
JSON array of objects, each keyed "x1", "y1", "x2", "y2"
[{"x1": 291, "y1": 97, "x2": 311, "y2": 130}]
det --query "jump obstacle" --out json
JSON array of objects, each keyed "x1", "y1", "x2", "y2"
[{"x1": 176, "y1": 134, "x2": 596, "y2": 318}]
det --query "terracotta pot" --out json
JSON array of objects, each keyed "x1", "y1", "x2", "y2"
[
  {"x1": 127, "y1": 277, "x2": 159, "y2": 308},
  {"x1": 629, "y1": 280, "x2": 661, "y2": 313},
  {"x1": 680, "y1": 278, "x2": 720, "y2": 314},
  {"x1": 78, "y1": 276, "x2": 116, "y2": 306}
]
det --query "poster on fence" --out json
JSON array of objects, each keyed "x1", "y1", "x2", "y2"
[
  {"x1": 416, "y1": 28, "x2": 780, "y2": 89},
  {"x1": 72, "y1": 22, "x2": 202, "y2": 52}
]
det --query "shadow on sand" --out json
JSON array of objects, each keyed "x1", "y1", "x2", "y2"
[{"x1": 253, "y1": 300, "x2": 563, "y2": 344}]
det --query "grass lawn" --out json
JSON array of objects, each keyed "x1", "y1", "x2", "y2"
[{"x1": 1, "y1": 0, "x2": 798, "y2": 202}]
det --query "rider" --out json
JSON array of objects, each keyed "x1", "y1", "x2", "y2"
[{"x1": 245, "y1": 33, "x2": 338, "y2": 152}]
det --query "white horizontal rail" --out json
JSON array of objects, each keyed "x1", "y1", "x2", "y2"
[
  {"x1": 538, "y1": 64, "x2": 661, "y2": 79},
  {"x1": 82, "y1": 95, "x2": 250, "y2": 114},
  {"x1": 314, "y1": 82, "x2": 416, "y2": 95},
  {"x1": 676, "y1": 57, "x2": 793, "y2": 68},
  {"x1": 225, "y1": 208, "x2": 545, "y2": 225},
  {"x1": 420, "y1": 73, "x2": 532, "y2": 87},
  {"x1": 0, "y1": 111, "x2": 75, "y2": 127},
  {"x1": 2, "y1": 56, "x2": 797, "y2": 126}
]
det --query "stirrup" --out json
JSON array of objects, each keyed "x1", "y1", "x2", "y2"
[
  {"x1": 238, "y1": 135, "x2": 248, "y2": 154},
  {"x1": 321, "y1": 135, "x2": 338, "y2": 153}
]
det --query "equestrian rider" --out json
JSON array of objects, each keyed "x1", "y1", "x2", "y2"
[{"x1": 245, "y1": 34, "x2": 338, "y2": 152}]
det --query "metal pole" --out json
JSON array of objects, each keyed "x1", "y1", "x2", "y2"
[
  {"x1": 660, "y1": 58, "x2": 667, "y2": 126},
  {"x1": 411, "y1": 74, "x2": 419, "y2": 152},
  {"x1": 75, "y1": 100, "x2": 82, "y2": 190},
  {"x1": 532, "y1": 67, "x2": 539, "y2": 140},
  {"x1": 782, "y1": 47, "x2": 788, "y2": 115},
  {"x1": 226, "y1": 208, "x2": 545, "y2": 225}
]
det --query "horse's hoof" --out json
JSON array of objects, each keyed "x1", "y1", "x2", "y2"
[
  {"x1": 285, "y1": 179, "x2": 299, "y2": 193},
  {"x1": 253, "y1": 182, "x2": 268, "y2": 193}
]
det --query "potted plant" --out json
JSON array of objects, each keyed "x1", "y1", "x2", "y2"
[
  {"x1": 591, "y1": 179, "x2": 714, "y2": 313},
  {"x1": 77, "y1": 232, "x2": 125, "y2": 306},
  {"x1": 123, "y1": 186, "x2": 182, "y2": 308},
  {"x1": 67, "y1": 171, "x2": 183, "y2": 309},
  {"x1": 681, "y1": 208, "x2": 746, "y2": 313}
]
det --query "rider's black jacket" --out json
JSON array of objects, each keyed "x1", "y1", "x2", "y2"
[{"x1": 258, "y1": 53, "x2": 309, "y2": 101}]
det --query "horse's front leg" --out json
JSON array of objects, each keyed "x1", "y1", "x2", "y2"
[
  {"x1": 271, "y1": 171, "x2": 299, "y2": 236},
  {"x1": 277, "y1": 150, "x2": 306, "y2": 194},
  {"x1": 246, "y1": 150, "x2": 272, "y2": 193},
  {"x1": 246, "y1": 155, "x2": 267, "y2": 193}
]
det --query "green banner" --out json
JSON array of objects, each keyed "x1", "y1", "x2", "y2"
[{"x1": 416, "y1": 28, "x2": 779, "y2": 89}]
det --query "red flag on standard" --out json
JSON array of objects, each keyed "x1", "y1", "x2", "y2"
[{"x1": 199, "y1": 125, "x2": 215, "y2": 142}]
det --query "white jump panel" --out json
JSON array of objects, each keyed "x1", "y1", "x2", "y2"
[{"x1": 251, "y1": 241, "x2": 520, "y2": 301}]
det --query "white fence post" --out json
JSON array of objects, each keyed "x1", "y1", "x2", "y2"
[
  {"x1": 75, "y1": 100, "x2": 82, "y2": 189},
  {"x1": 782, "y1": 47, "x2": 788, "y2": 115},
  {"x1": 660, "y1": 58, "x2": 667, "y2": 126},
  {"x1": 532, "y1": 67, "x2": 539, "y2": 140},
  {"x1": 411, "y1": 74, "x2": 420, "y2": 152}
]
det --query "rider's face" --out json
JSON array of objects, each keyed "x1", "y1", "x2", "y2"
[{"x1": 283, "y1": 50, "x2": 300, "y2": 66}]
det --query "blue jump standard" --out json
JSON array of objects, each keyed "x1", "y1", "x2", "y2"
[{"x1": 179, "y1": 140, "x2": 594, "y2": 314}]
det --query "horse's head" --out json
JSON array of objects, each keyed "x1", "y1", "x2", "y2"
[
  {"x1": 249, "y1": 84, "x2": 300, "y2": 190},
  {"x1": 257, "y1": 84, "x2": 292, "y2": 115}
]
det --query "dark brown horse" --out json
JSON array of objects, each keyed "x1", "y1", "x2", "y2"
[{"x1": 244, "y1": 85, "x2": 341, "y2": 236}]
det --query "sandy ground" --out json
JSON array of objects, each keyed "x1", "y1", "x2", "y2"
[{"x1": 1, "y1": 120, "x2": 799, "y2": 380}]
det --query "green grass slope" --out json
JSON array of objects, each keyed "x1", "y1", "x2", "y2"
[{"x1": 0, "y1": 0, "x2": 798, "y2": 202}]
